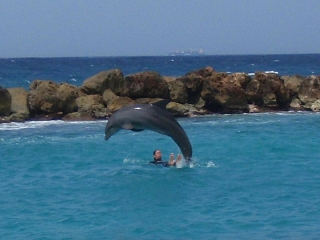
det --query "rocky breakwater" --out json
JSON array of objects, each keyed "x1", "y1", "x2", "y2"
[{"x1": 1, "y1": 67, "x2": 320, "y2": 123}]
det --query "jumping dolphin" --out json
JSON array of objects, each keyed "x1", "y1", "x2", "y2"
[{"x1": 105, "y1": 100, "x2": 192, "y2": 161}]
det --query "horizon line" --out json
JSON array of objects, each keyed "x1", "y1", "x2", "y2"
[{"x1": 1, "y1": 52, "x2": 319, "y2": 59}]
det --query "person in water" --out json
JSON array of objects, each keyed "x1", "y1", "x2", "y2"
[{"x1": 150, "y1": 149, "x2": 182, "y2": 167}]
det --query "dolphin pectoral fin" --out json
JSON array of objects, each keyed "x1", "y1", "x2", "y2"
[
  {"x1": 122, "y1": 123, "x2": 143, "y2": 132},
  {"x1": 131, "y1": 129, "x2": 144, "y2": 132},
  {"x1": 122, "y1": 123, "x2": 134, "y2": 130}
]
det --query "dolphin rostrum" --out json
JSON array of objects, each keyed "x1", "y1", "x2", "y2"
[{"x1": 105, "y1": 100, "x2": 192, "y2": 161}]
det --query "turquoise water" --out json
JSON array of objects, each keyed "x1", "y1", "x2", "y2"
[{"x1": 1, "y1": 112, "x2": 320, "y2": 239}]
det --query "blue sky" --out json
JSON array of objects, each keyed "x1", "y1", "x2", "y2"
[{"x1": 1, "y1": 0, "x2": 319, "y2": 57}]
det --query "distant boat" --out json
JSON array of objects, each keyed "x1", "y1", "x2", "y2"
[{"x1": 169, "y1": 48, "x2": 205, "y2": 56}]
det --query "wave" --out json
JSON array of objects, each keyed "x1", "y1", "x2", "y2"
[
  {"x1": 0, "y1": 119, "x2": 107, "y2": 131},
  {"x1": 123, "y1": 158, "x2": 148, "y2": 164},
  {"x1": 248, "y1": 70, "x2": 279, "y2": 76},
  {"x1": 123, "y1": 157, "x2": 217, "y2": 169},
  {"x1": 1, "y1": 111, "x2": 317, "y2": 132},
  {"x1": 184, "y1": 111, "x2": 320, "y2": 130},
  {"x1": 0, "y1": 120, "x2": 65, "y2": 131}
]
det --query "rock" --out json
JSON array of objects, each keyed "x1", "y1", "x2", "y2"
[
  {"x1": 106, "y1": 97, "x2": 135, "y2": 113},
  {"x1": 229, "y1": 72, "x2": 252, "y2": 89},
  {"x1": 29, "y1": 112, "x2": 64, "y2": 121},
  {"x1": 166, "y1": 102, "x2": 192, "y2": 117},
  {"x1": 166, "y1": 78, "x2": 188, "y2": 104},
  {"x1": 28, "y1": 80, "x2": 81, "y2": 115},
  {"x1": 201, "y1": 72, "x2": 249, "y2": 113},
  {"x1": 7, "y1": 112, "x2": 28, "y2": 122},
  {"x1": 166, "y1": 102, "x2": 209, "y2": 117},
  {"x1": 248, "y1": 104, "x2": 260, "y2": 113},
  {"x1": 7, "y1": 88, "x2": 29, "y2": 116},
  {"x1": 194, "y1": 96, "x2": 206, "y2": 110},
  {"x1": 311, "y1": 100, "x2": 320, "y2": 112},
  {"x1": 179, "y1": 69, "x2": 206, "y2": 94},
  {"x1": 0, "y1": 116, "x2": 10, "y2": 123},
  {"x1": 0, "y1": 87, "x2": 11, "y2": 116},
  {"x1": 122, "y1": 71, "x2": 169, "y2": 99},
  {"x1": 5, "y1": 67, "x2": 320, "y2": 122},
  {"x1": 163, "y1": 76, "x2": 177, "y2": 82},
  {"x1": 282, "y1": 75, "x2": 305, "y2": 95},
  {"x1": 57, "y1": 83, "x2": 84, "y2": 113},
  {"x1": 290, "y1": 98, "x2": 303, "y2": 109},
  {"x1": 134, "y1": 98, "x2": 164, "y2": 104},
  {"x1": 63, "y1": 112, "x2": 96, "y2": 121},
  {"x1": 186, "y1": 66, "x2": 215, "y2": 78},
  {"x1": 102, "y1": 89, "x2": 119, "y2": 106},
  {"x1": 246, "y1": 72, "x2": 291, "y2": 110},
  {"x1": 29, "y1": 79, "x2": 58, "y2": 91},
  {"x1": 80, "y1": 69, "x2": 124, "y2": 95},
  {"x1": 298, "y1": 75, "x2": 320, "y2": 107},
  {"x1": 177, "y1": 67, "x2": 214, "y2": 104},
  {"x1": 76, "y1": 94, "x2": 108, "y2": 118},
  {"x1": 247, "y1": 104, "x2": 276, "y2": 113}
]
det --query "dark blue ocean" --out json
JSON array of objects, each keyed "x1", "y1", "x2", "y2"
[
  {"x1": 1, "y1": 54, "x2": 320, "y2": 89},
  {"x1": 1, "y1": 55, "x2": 320, "y2": 239}
]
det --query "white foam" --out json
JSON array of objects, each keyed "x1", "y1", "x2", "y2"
[
  {"x1": 0, "y1": 120, "x2": 62, "y2": 131},
  {"x1": 175, "y1": 160, "x2": 184, "y2": 168},
  {"x1": 206, "y1": 161, "x2": 217, "y2": 168},
  {"x1": 123, "y1": 158, "x2": 144, "y2": 164},
  {"x1": 264, "y1": 70, "x2": 279, "y2": 74},
  {"x1": 188, "y1": 161, "x2": 195, "y2": 168},
  {"x1": 248, "y1": 71, "x2": 278, "y2": 76},
  {"x1": 0, "y1": 120, "x2": 106, "y2": 131}
]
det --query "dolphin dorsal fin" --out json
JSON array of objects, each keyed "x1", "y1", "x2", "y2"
[{"x1": 151, "y1": 99, "x2": 171, "y2": 109}]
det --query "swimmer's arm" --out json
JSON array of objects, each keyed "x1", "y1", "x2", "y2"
[{"x1": 168, "y1": 153, "x2": 182, "y2": 166}]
